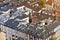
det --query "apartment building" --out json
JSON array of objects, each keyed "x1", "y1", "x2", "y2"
[{"x1": 0, "y1": 25, "x2": 28, "y2": 40}]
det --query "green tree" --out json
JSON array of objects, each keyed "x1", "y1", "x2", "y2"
[{"x1": 0, "y1": 0, "x2": 3, "y2": 2}]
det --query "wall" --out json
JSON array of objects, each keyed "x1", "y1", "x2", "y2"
[{"x1": 0, "y1": 25, "x2": 28, "y2": 40}]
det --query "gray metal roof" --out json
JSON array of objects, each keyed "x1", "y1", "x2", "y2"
[
  {"x1": 0, "y1": 16, "x2": 8, "y2": 24},
  {"x1": 4, "y1": 19, "x2": 19, "y2": 29},
  {"x1": 3, "y1": 19, "x2": 60, "y2": 39},
  {"x1": 16, "y1": 14, "x2": 28, "y2": 19},
  {"x1": 0, "y1": 3, "x2": 11, "y2": 11},
  {"x1": 0, "y1": 11, "x2": 3, "y2": 15}
]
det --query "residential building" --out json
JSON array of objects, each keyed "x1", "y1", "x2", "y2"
[{"x1": 0, "y1": 0, "x2": 60, "y2": 40}]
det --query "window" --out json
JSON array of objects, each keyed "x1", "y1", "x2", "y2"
[
  {"x1": 29, "y1": 19, "x2": 32, "y2": 23},
  {"x1": 12, "y1": 35, "x2": 15, "y2": 37},
  {"x1": 12, "y1": 38, "x2": 15, "y2": 40}
]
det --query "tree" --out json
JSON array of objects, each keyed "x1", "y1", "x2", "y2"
[
  {"x1": 0, "y1": 0, "x2": 3, "y2": 2},
  {"x1": 38, "y1": 0, "x2": 46, "y2": 7},
  {"x1": 49, "y1": 37, "x2": 57, "y2": 40}
]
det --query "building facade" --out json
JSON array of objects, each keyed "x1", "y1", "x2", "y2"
[{"x1": 0, "y1": 25, "x2": 28, "y2": 40}]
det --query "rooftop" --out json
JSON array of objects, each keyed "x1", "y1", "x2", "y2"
[
  {"x1": 0, "y1": 0, "x2": 60, "y2": 39},
  {"x1": 0, "y1": 2, "x2": 11, "y2": 11},
  {"x1": 4, "y1": 19, "x2": 19, "y2": 29},
  {"x1": 2, "y1": 18, "x2": 60, "y2": 39}
]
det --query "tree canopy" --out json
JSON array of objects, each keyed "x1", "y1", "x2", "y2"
[
  {"x1": 0, "y1": 0, "x2": 3, "y2": 2},
  {"x1": 49, "y1": 37, "x2": 57, "y2": 40},
  {"x1": 38, "y1": 0, "x2": 46, "y2": 7}
]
